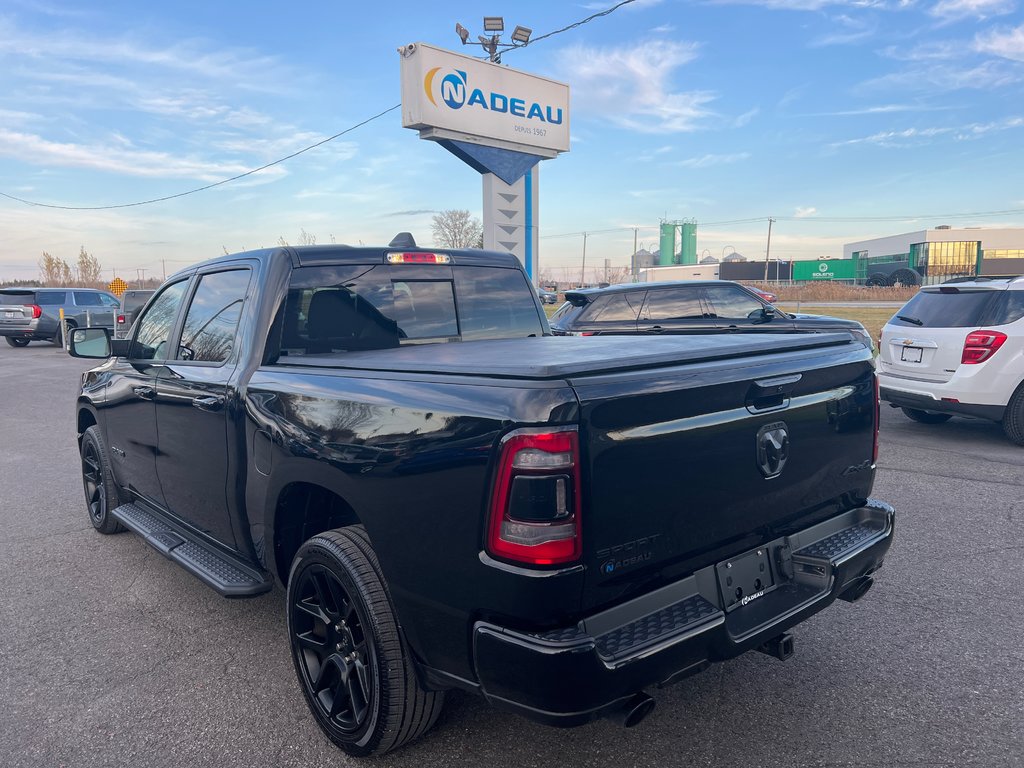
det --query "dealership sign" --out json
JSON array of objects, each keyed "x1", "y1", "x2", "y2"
[{"x1": 400, "y1": 43, "x2": 570, "y2": 156}]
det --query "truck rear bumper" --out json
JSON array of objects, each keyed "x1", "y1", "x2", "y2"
[{"x1": 472, "y1": 499, "x2": 894, "y2": 727}]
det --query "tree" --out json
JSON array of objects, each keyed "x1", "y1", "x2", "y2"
[
  {"x1": 39, "y1": 252, "x2": 73, "y2": 286},
  {"x1": 431, "y1": 210, "x2": 483, "y2": 249},
  {"x1": 76, "y1": 246, "x2": 103, "y2": 287}
]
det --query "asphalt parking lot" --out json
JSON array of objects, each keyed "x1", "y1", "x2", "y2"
[{"x1": 2, "y1": 340, "x2": 1022, "y2": 767}]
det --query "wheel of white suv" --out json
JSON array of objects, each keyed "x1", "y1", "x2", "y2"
[
  {"x1": 286, "y1": 526, "x2": 445, "y2": 756},
  {"x1": 1003, "y1": 384, "x2": 1024, "y2": 446},
  {"x1": 901, "y1": 408, "x2": 953, "y2": 425}
]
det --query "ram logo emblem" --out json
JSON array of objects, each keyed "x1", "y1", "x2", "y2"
[{"x1": 756, "y1": 422, "x2": 789, "y2": 479}]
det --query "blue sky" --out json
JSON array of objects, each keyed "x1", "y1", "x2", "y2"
[{"x1": 1, "y1": 0, "x2": 1023, "y2": 283}]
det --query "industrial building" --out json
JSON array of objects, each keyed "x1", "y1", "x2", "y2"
[{"x1": 842, "y1": 226, "x2": 1024, "y2": 285}]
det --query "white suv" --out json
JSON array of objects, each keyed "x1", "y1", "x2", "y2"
[{"x1": 878, "y1": 275, "x2": 1024, "y2": 445}]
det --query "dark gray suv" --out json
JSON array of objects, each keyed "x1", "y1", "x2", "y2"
[{"x1": 0, "y1": 288, "x2": 119, "y2": 347}]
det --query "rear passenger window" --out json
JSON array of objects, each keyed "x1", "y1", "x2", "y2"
[
  {"x1": 991, "y1": 292, "x2": 1024, "y2": 325},
  {"x1": 177, "y1": 270, "x2": 251, "y2": 363},
  {"x1": 36, "y1": 292, "x2": 66, "y2": 305},
  {"x1": 73, "y1": 291, "x2": 104, "y2": 306},
  {"x1": 642, "y1": 288, "x2": 705, "y2": 320},
  {"x1": 591, "y1": 292, "x2": 644, "y2": 322}
]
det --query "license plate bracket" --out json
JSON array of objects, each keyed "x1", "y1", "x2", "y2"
[
  {"x1": 716, "y1": 546, "x2": 775, "y2": 611},
  {"x1": 900, "y1": 346, "x2": 923, "y2": 363}
]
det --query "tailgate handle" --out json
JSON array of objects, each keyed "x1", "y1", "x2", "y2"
[{"x1": 747, "y1": 374, "x2": 802, "y2": 414}]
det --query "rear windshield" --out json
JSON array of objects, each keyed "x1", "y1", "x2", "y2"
[
  {"x1": 122, "y1": 292, "x2": 153, "y2": 312},
  {"x1": 0, "y1": 292, "x2": 34, "y2": 305},
  {"x1": 271, "y1": 263, "x2": 545, "y2": 359},
  {"x1": 889, "y1": 290, "x2": 1022, "y2": 328}
]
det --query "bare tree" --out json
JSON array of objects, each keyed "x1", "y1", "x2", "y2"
[
  {"x1": 76, "y1": 246, "x2": 103, "y2": 287},
  {"x1": 298, "y1": 228, "x2": 317, "y2": 246},
  {"x1": 39, "y1": 252, "x2": 73, "y2": 286},
  {"x1": 431, "y1": 210, "x2": 483, "y2": 249}
]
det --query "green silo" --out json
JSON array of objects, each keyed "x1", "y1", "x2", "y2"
[
  {"x1": 659, "y1": 223, "x2": 676, "y2": 266},
  {"x1": 680, "y1": 222, "x2": 697, "y2": 265}
]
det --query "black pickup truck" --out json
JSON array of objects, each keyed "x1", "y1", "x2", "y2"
[{"x1": 70, "y1": 236, "x2": 894, "y2": 756}]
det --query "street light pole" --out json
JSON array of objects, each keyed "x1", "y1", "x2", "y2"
[
  {"x1": 580, "y1": 232, "x2": 588, "y2": 287},
  {"x1": 762, "y1": 218, "x2": 775, "y2": 281}
]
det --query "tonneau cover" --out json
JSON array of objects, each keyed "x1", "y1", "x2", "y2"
[{"x1": 275, "y1": 333, "x2": 855, "y2": 380}]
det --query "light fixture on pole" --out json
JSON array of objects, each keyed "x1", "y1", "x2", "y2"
[{"x1": 454, "y1": 16, "x2": 533, "y2": 63}]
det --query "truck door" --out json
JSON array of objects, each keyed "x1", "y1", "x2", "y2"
[
  {"x1": 153, "y1": 268, "x2": 252, "y2": 550},
  {"x1": 103, "y1": 280, "x2": 190, "y2": 508}
]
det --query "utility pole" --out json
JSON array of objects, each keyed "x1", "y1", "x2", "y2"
[
  {"x1": 763, "y1": 218, "x2": 775, "y2": 281},
  {"x1": 580, "y1": 232, "x2": 588, "y2": 287},
  {"x1": 162, "y1": 260, "x2": 166, "y2": 281}
]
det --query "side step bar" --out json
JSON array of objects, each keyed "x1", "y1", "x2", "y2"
[{"x1": 111, "y1": 503, "x2": 273, "y2": 597}]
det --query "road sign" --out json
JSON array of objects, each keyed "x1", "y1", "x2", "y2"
[{"x1": 108, "y1": 277, "x2": 128, "y2": 297}]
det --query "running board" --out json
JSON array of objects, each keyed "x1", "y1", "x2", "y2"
[{"x1": 111, "y1": 503, "x2": 273, "y2": 597}]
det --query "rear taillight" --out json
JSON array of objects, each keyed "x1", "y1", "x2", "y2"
[
  {"x1": 961, "y1": 330, "x2": 1007, "y2": 364},
  {"x1": 486, "y1": 428, "x2": 582, "y2": 566},
  {"x1": 567, "y1": 331, "x2": 594, "y2": 337},
  {"x1": 117, "y1": 314, "x2": 126, "y2": 324},
  {"x1": 26, "y1": 304, "x2": 41, "y2": 319},
  {"x1": 872, "y1": 373, "x2": 879, "y2": 466}
]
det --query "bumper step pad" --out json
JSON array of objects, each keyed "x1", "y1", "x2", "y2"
[
  {"x1": 794, "y1": 522, "x2": 886, "y2": 561},
  {"x1": 111, "y1": 503, "x2": 272, "y2": 597},
  {"x1": 593, "y1": 594, "x2": 719, "y2": 662}
]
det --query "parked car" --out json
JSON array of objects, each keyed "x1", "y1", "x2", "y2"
[
  {"x1": 538, "y1": 287, "x2": 559, "y2": 304},
  {"x1": 69, "y1": 237, "x2": 892, "y2": 756},
  {"x1": 548, "y1": 280, "x2": 872, "y2": 347},
  {"x1": 748, "y1": 286, "x2": 779, "y2": 303},
  {"x1": 115, "y1": 289, "x2": 155, "y2": 339},
  {"x1": 0, "y1": 287, "x2": 119, "y2": 347},
  {"x1": 878, "y1": 275, "x2": 1024, "y2": 444}
]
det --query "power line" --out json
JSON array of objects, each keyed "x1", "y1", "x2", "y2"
[
  {"x1": 0, "y1": 104, "x2": 401, "y2": 211},
  {"x1": 511, "y1": 0, "x2": 637, "y2": 50}
]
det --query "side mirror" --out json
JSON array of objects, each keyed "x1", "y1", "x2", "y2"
[
  {"x1": 68, "y1": 327, "x2": 112, "y2": 358},
  {"x1": 748, "y1": 306, "x2": 776, "y2": 322}
]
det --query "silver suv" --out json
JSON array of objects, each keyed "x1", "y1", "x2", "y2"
[
  {"x1": 878, "y1": 275, "x2": 1024, "y2": 445},
  {"x1": 0, "y1": 288, "x2": 119, "y2": 347}
]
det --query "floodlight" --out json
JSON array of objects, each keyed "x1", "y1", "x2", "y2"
[
  {"x1": 455, "y1": 22, "x2": 470, "y2": 44},
  {"x1": 483, "y1": 16, "x2": 504, "y2": 32},
  {"x1": 511, "y1": 25, "x2": 532, "y2": 44}
]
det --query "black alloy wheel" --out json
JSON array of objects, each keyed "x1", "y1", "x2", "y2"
[
  {"x1": 5, "y1": 337, "x2": 29, "y2": 347},
  {"x1": 286, "y1": 527, "x2": 444, "y2": 756},
  {"x1": 291, "y1": 563, "x2": 373, "y2": 734},
  {"x1": 80, "y1": 425, "x2": 124, "y2": 534}
]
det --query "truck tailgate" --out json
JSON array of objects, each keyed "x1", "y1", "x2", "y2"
[{"x1": 571, "y1": 337, "x2": 876, "y2": 613}]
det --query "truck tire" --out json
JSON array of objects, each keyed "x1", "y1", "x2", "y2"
[
  {"x1": 287, "y1": 526, "x2": 445, "y2": 756},
  {"x1": 901, "y1": 407, "x2": 952, "y2": 424},
  {"x1": 1003, "y1": 384, "x2": 1024, "y2": 446},
  {"x1": 80, "y1": 425, "x2": 125, "y2": 534},
  {"x1": 5, "y1": 337, "x2": 30, "y2": 347},
  {"x1": 865, "y1": 273, "x2": 888, "y2": 287},
  {"x1": 890, "y1": 268, "x2": 922, "y2": 287}
]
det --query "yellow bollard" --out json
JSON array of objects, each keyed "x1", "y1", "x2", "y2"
[{"x1": 58, "y1": 307, "x2": 65, "y2": 349}]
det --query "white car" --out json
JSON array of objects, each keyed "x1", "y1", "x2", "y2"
[{"x1": 878, "y1": 275, "x2": 1024, "y2": 445}]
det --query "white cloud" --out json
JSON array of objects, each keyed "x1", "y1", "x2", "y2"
[
  {"x1": 929, "y1": 0, "x2": 1015, "y2": 19},
  {"x1": 558, "y1": 39, "x2": 715, "y2": 133},
  {"x1": 811, "y1": 14, "x2": 878, "y2": 46},
  {"x1": 832, "y1": 126, "x2": 954, "y2": 146},
  {"x1": 734, "y1": 107, "x2": 760, "y2": 127},
  {"x1": 0, "y1": 129, "x2": 287, "y2": 182},
  {"x1": 807, "y1": 103, "x2": 953, "y2": 115},
  {"x1": 880, "y1": 40, "x2": 962, "y2": 60},
  {"x1": 954, "y1": 115, "x2": 1024, "y2": 137},
  {"x1": 861, "y1": 59, "x2": 1023, "y2": 91},
  {"x1": 975, "y1": 24, "x2": 1024, "y2": 61},
  {"x1": 794, "y1": 206, "x2": 818, "y2": 217},
  {"x1": 676, "y1": 152, "x2": 751, "y2": 168}
]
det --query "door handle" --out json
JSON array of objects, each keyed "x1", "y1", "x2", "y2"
[
  {"x1": 648, "y1": 325, "x2": 666, "y2": 333},
  {"x1": 133, "y1": 386, "x2": 156, "y2": 400},
  {"x1": 192, "y1": 395, "x2": 225, "y2": 412}
]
